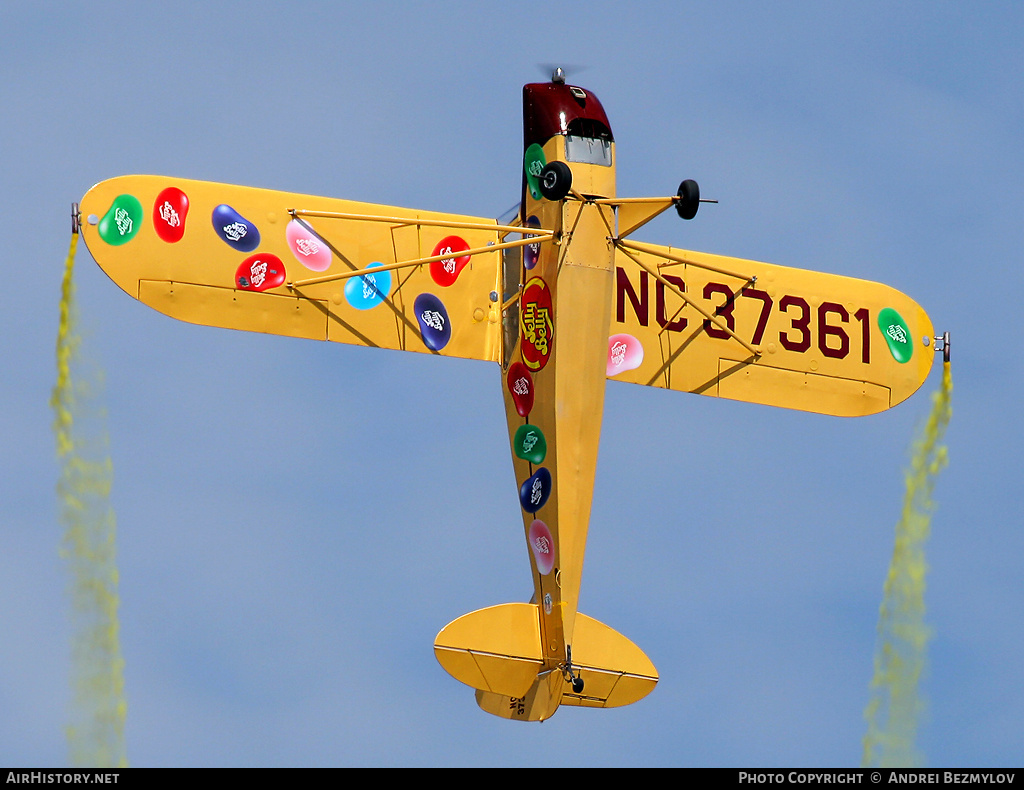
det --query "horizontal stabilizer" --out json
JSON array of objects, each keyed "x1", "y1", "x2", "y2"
[
  {"x1": 434, "y1": 603, "x2": 543, "y2": 699},
  {"x1": 562, "y1": 611, "x2": 659, "y2": 709},
  {"x1": 435, "y1": 604, "x2": 657, "y2": 720}
]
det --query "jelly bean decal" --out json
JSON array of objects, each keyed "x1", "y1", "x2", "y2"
[
  {"x1": 414, "y1": 293, "x2": 451, "y2": 351},
  {"x1": 152, "y1": 187, "x2": 189, "y2": 243},
  {"x1": 344, "y1": 262, "x2": 391, "y2": 310},
  {"x1": 429, "y1": 235, "x2": 471, "y2": 287},
  {"x1": 286, "y1": 218, "x2": 332, "y2": 272},
  {"x1": 519, "y1": 467, "x2": 552, "y2": 513},
  {"x1": 97, "y1": 194, "x2": 143, "y2": 246},
  {"x1": 235, "y1": 253, "x2": 286, "y2": 292},
  {"x1": 524, "y1": 215, "x2": 541, "y2": 270},
  {"x1": 878, "y1": 308, "x2": 913, "y2": 363},
  {"x1": 520, "y1": 277, "x2": 553, "y2": 372},
  {"x1": 607, "y1": 333, "x2": 644, "y2": 376},
  {"x1": 514, "y1": 424, "x2": 547, "y2": 465},
  {"x1": 212, "y1": 204, "x2": 260, "y2": 252},
  {"x1": 506, "y1": 362, "x2": 535, "y2": 417},
  {"x1": 524, "y1": 143, "x2": 546, "y2": 201},
  {"x1": 529, "y1": 520, "x2": 555, "y2": 575}
]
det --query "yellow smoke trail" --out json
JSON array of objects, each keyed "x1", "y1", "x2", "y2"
[
  {"x1": 51, "y1": 232, "x2": 128, "y2": 768},
  {"x1": 861, "y1": 363, "x2": 952, "y2": 768}
]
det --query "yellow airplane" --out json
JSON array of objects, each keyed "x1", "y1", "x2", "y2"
[{"x1": 77, "y1": 69, "x2": 946, "y2": 722}]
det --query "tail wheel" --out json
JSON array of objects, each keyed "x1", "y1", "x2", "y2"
[
  {"x1": 675, "y1": 179, "x2": 700, "y2": 219},
  {"x1": 539, "y1": 161, "x2": 572, "y2": 201},
  {"x1": 571, "y1": 677, "x2": 585, "y2": 694}
]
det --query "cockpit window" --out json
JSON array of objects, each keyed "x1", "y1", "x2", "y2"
[
  {"x1": 564, "y1": 117, "x2": 613, "y2": 166},
  {"x1": 566, "y1": 135, "x2": 612, "y2": 166}
]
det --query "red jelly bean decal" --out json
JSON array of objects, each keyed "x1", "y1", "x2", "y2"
[
  {"x1": 506, "y1": 362, "x2": 535, "y2": 417},
  {"x1": 235, "y1": 253, "x2": 286, "y2": 292},
  {"x1": 153, "y1": 187, "x2": 189, "y2": 243},
  {"x1": 429, "y1": 235, "x2": 471, "y2": 287}
]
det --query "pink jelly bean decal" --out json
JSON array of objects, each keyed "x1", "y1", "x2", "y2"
[
  {"x1": 153, "y1": 187, "x2": 189, "y2": 243},
  {"x1": 235, "y1": 253, "x2": 286, "y2": 292},
  {"x1": 286, "y1": 218, "x2": 332, "y2": 272},
  {"x1": 607, "y1": 333, "x2": 644, "y2": 376},
  {"x1": 529, "y1": 520, "x2": 555, "y2": 575},
  {"x1": 429, "y1": 235, "x2": 471, "y2": 287}
]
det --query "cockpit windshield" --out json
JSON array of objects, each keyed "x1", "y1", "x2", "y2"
[
  {"x1": 565, "y1": 135, "x2": 612, "y2": 166},
  {"x1": 564, "y1": 118, "x2": 613, "y2": 166}
]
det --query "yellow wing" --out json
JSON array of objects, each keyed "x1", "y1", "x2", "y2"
[
  {"x1": 80, "y1": 175, "x2": 505, "y2": 362},
  {"x1": 608, "y1": 241, "x2": 935, "y2": 417}
]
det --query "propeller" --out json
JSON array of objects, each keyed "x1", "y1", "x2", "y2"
[{"x1": 536, "y1": 63, "x2": 589, "y2": 84}]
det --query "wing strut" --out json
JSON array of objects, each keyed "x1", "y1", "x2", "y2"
[
  {"x1": 615, "y1": 238, "x2": 753, "y2": 283},
  {"x1": 288, "y1": 233, "x2": 553, "y2": 289},
  {"x1": 615, "y1": 243, "x2": 762, "y2": 358},
  {"x1": 285, "y1": 207, "x2": 555, "y2": 289}
]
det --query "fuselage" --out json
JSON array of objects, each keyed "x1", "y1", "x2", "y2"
[{"x1": 501, "y1": 79, "x2": 618, "y2": 678}]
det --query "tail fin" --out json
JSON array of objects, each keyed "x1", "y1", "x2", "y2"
[{"x1": 433, "y1": 603, "x2": 658, "y2": 720}]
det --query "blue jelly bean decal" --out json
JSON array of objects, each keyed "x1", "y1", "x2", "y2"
[
  {"x1": 212, "y1": 204, "x2": 260, "y2": 252},
  {"x1": 414, "y1": 293, "x2": 451, "y2": 351},
  {"x1": 344, "y1": 263, "x2": 391, "y2": 310},
  {"x1": 519, "y1": 467, "x2": 552, "y2": 513}
]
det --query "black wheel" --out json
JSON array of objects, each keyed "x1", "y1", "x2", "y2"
[
  {"x1": 572, "y1": 677, "x2": 585, "y2": 694},
  {"x1": 676, "y1": 179, "x2": 700, "y2": 220},
  {"x1": 539, "y1": 161, "x2": 572, "y2": 201}
]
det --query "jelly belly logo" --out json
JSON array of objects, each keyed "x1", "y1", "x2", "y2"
[{"x1": 520, "y1": 277, "x2": 553, "y2": 372}]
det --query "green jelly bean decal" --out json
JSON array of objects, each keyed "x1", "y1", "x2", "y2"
[
  {"x1": 878, "y1": 307, "x2": 913, "y2": 363},
  {"x1": 524, "y1": 144, "x2": 546, "y2": 201},
  {"x1": 514, "y1": 423, "x2": 547, "y2": 465},
  {"x1": 97, "y1": 194, "x2": 143, "y2": 246}
]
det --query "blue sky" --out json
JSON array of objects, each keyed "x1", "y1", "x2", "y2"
[{"x1": 2, "y1": 0, "x2": 1021, "y2": 767}]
